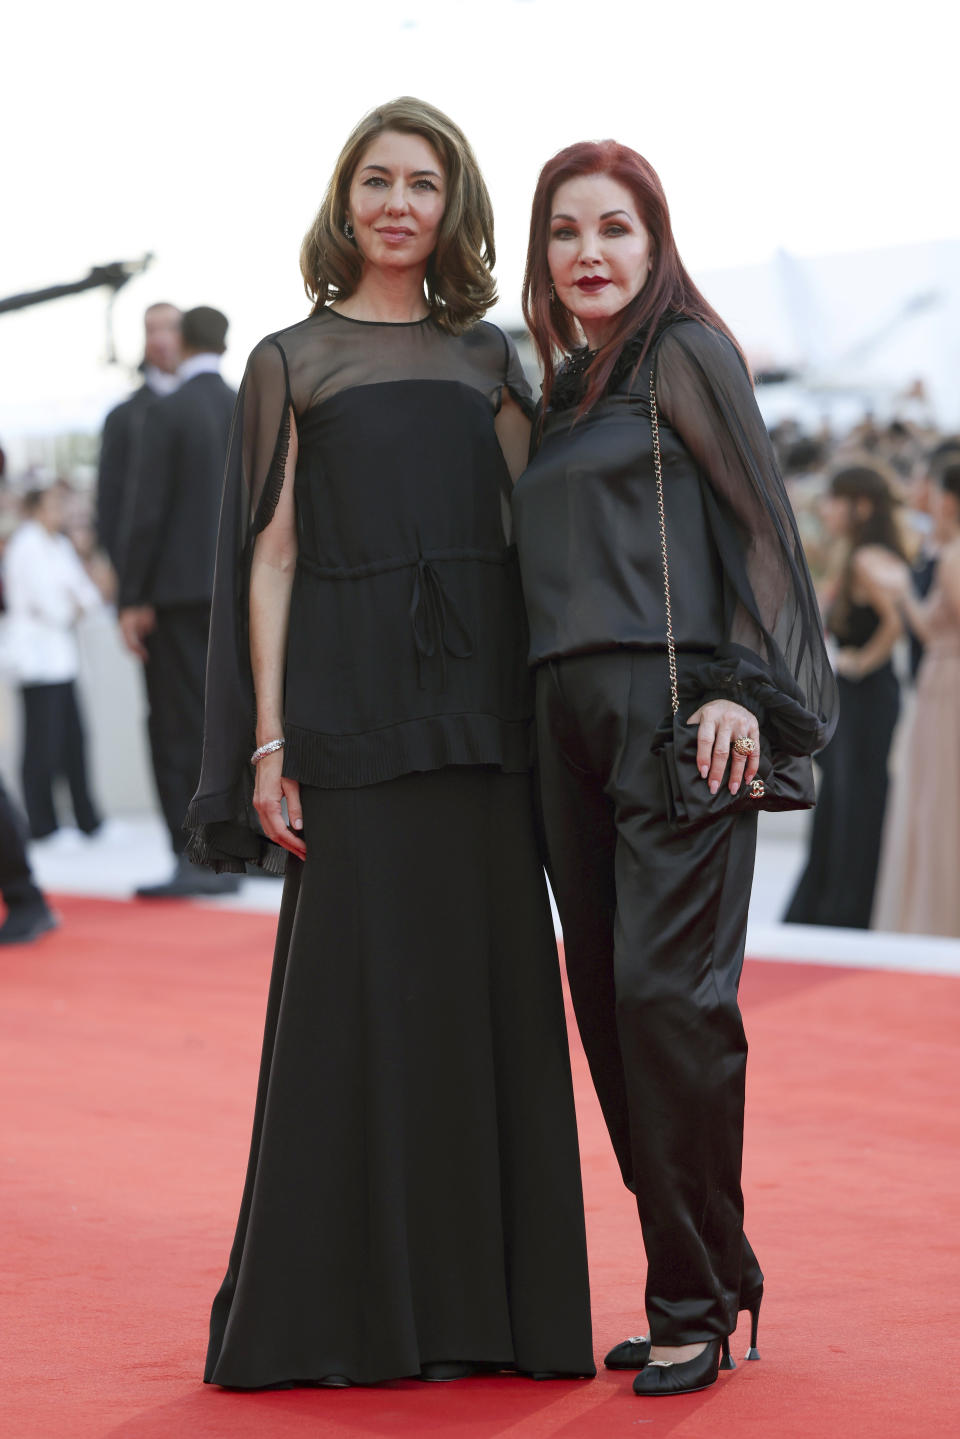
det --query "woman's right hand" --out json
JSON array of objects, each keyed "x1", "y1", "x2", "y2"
[{"x1": 252, "y1": 748, "x2": 306, "y2": 860}]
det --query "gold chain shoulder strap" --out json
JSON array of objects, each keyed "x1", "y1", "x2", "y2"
[{"x1": 649, "y1": 368, "x2": 679, "y2": 716}]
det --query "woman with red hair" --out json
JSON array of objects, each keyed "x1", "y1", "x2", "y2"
[{"x1": 513, "y1": 142, "x2": 837, "y2": 1397}]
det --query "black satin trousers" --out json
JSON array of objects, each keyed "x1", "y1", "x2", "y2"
[{"x1": 535, "y1": 650, "x2": 763, "y2": 1345}]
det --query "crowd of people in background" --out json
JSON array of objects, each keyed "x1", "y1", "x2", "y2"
[
  {"x1": 778, "y1": 416, "x2": 960, "y2": 936},
  {"x1": 0, "y1": 308, "x2": 958, "y2": 938},
  {"x1": 0, "y1": 300, "x2": 239, "y2": 937}
]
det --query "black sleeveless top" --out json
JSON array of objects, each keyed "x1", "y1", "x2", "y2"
[
  {"x1": 187, "y1": 308, "x2": 534, "y2": 872},
  {"x1": 829, "y1": 597, "x2": 881, "y2": 650}
]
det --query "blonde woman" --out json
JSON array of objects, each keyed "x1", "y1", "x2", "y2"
[{"x1": 188, "y1": 98, "x2": 593, "y2": 1389}]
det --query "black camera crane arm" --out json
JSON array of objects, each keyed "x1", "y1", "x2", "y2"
[{"x1": 0, "y1": 255, "x2": 154, "y2": 315}]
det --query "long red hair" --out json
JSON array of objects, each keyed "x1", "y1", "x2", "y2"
[{"x1": 522, "y1": 140, "x2": 741, "y2": 417}]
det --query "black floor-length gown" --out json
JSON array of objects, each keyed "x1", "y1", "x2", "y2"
[
  {"x1": 187, "y1": 310, "x2": 595, "y2": 1387},
  {"x1": 785, "y1": 598, "x2": 900, "y2": 928}
]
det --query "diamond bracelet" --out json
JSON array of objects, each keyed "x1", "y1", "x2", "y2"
[{"x1": 250, "y1": 738, "x2": 285, "y2": 766}]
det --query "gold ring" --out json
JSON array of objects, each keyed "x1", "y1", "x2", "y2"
[{"x1": 733, "y1": 735, "x2": 756, "y2": 756}]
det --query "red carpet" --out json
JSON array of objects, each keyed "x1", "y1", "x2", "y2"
[{"x1": 2, "y1": 896, "x2": 959, "y2": 1438}]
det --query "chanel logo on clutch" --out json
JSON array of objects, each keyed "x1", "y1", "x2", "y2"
[{"x1": 750, "y1": 779, "x2": 766, "y2": 799}]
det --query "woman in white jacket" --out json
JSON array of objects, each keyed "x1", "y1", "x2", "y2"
[{"x1": 3, "y1": 486, "x2": 103, "y2": 839}]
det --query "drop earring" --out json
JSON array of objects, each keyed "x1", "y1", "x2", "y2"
[
  {"x1": 549, "y1": 282, "x2": 556, "y2": 302},
  {"x1": 343, "y1": 219, "x2": 355, "y2": 241}
]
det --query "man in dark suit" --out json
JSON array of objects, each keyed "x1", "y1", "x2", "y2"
[
  {"x1": 96, "y1": 302, "x2": 182, "y2": 574},
  {"x1": 119, "y1": 306, "x2": 239, "y2": 897}
]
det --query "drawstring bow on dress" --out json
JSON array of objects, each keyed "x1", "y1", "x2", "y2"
[{"x1": 409, "y1": 557, "x2": 474, "y2": 690}]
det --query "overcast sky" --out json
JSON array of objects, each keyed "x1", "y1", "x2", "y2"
[{"x1": 1, "y1": 0, "x2": 955, "y2": 433}]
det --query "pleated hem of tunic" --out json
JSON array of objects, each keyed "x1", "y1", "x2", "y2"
[{"x1": 282, "y1": 711, "x2": 531, "y2": 788}]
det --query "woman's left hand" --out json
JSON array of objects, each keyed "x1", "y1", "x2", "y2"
[
  {"x1": 833, "y1": 647, "x2": 863, "y2": 680},
  {"x1": 686, "y1": 699, "x2": 761, "y2": 795}
]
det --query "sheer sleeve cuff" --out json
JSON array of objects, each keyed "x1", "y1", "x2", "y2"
[
  {"x1": 184, "y1": 808, "x2": 289, "y2": 877},
  {"x1": 497, "y1": 325, "x2": 535, "y2": 419},
  {"x1": 679, "y1": 643, "x2": 830, "y2": 755}
]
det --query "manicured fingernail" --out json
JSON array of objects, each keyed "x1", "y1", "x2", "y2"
[
  {"x1": 700, "y1": 765, "x2": 709, "y2": 779},
  {"x1": 292, "y1": 819, "x2": 302, "y2": 830},
  {"x1": 710, "y1": 780, "x2": 719, "y2": 795},
  {"x1": 730, "y1": 782, "x2": 740, "y2": 794}
]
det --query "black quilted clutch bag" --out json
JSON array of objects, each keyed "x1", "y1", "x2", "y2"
[{"x1": 653, "y1": 712, "x2": 815, "y2": 832}]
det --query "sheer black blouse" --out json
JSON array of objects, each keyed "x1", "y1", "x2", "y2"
[
  {"x1": 512, "y1": 317, "x2": 838, "y2": 756},
  {"x1": 187, "y1": 309, "x2": 534, "y2": 873}
]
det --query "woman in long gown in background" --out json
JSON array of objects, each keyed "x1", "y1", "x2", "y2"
[
  {"x1": 873, "y1": 461, "x2": 960, "y2": 935},
  {"x1": 785, "y1": 464, "x2": 906, "y2": 929},
  {"x1": 186, "y1": 97, "x2": 594, "y2": 1390}
]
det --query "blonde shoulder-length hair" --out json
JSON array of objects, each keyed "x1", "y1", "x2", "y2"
[{"x1": 300, "y1": 97, "x2": 497, "y2": 335}]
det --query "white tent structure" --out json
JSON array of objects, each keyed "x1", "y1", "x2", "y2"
[{"x1": 699, "y1": 237, "x2": 960, "y2": 433}]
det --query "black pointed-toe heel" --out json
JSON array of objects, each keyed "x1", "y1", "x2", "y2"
[
  {"x1": 603, "y1": 1335, "x2": 652, "y2": 1371},
  {"x1": 608, "y1": 1282, "x2": 764, "y2": 1374},
  {"x1": 744, "y1": 1285, "x2": 762, "y2": 1361},
  {"x1": 632, "y1": 1337, "x2": 733, "y2": 1397}
]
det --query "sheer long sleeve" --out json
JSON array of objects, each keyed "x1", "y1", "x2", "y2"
[
  {"x1": 185, "y1": 336, "x2": 293, "y2": 873},
  {"x1": 656, "y1": 320, "x2": 838, "y2": 754},
  {"x1": 493, "y1": 331, "x2": 534, "y2": 498},
  {"x1": 500, "y1": 330, "x2": 534, "y2": 416}
]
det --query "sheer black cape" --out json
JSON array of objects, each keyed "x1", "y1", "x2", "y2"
[
  {"x1": 184, "y1": 337, "x2": 292, "y2": 873},
  {"x1": 185, "y1": 313, "x2": 534, "y2": 874}
]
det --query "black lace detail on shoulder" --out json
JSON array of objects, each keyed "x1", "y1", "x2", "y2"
[
  {"x1": 549, "y1": 315, "x2": 679, "y2": 413},
  {"x1": 550, "y1": 346, "x2": 597, "y2": 412}
]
